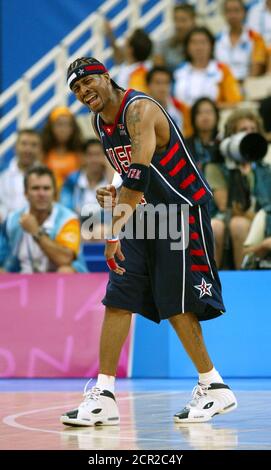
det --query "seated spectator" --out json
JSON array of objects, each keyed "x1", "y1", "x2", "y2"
[
  {"x1": 246, "y1": 0, "x2": 271, "y2": 72},
  {"x1": 0, "y1": 129, "x2": 42, "y2": 223},
  {"x1": 0, "y1": 166, "x2": 87, "y2": 273},
  {"x1": 186, "y1": 97, "x2": 221, "y2": 170},
  {"x1": 242, "y1": 205, "x2": 271, "y2": 267},
  {"x1": 185, "y1": 98, "x2": 227, "y2": 267},
  {"x1": 115, "y1": 29, "x2": 153, "y2": 92},
  {"x1": 174, "y1": 27, "x2": 242, "y2": 108},
  {"x1": 215, "y1": 0, "x2": 266, "y2": 84},
  {"x1": 208, "y1": 108, "x2": 271, "y2": 269},
  {"x1": 42, "y1": 106, "x2": 83, "y2": 192},
  {"x1": 146, "y1": 66, "x2": 190, "y2": 135},
  {"x1": 153, "y1": 3, "x2": 196, "y2": 72},
  {"x1": 60, "y1": 139, "x2": 109, "y2": 235}
]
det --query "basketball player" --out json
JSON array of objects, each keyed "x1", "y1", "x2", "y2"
[{"x1": 61, "y1": 57, "x2": 237, "y2": 426}]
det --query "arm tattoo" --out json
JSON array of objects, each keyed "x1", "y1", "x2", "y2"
[{"x1": 126, "y1": 104, "x2": 142, "y2": 154}]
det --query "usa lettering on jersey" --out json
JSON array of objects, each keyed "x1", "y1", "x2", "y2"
[{"x1": 106, "y1": 145, "x2": 132, "y2": 174}]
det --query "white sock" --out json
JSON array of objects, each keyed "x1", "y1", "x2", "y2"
[
  {"x1": 199, "y1": 367, "x2": 224, "y2": 385},
  {"x1": 96, "y1": 374, "x2": 115, "y2": 393}
]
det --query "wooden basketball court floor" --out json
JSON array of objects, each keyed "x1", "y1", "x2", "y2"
[{"x1": 0, "y1": 378, "x2": 270, "y2": 450}]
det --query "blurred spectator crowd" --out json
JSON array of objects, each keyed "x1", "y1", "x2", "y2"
[{"x1": 1, "y1": 0, "x2": 271, "y2": 273}]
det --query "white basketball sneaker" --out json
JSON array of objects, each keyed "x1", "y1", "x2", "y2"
[
  {"x1": 60, "y1": 383, "x2": 120, "y2": 427},
  {"x1": 174, "y1": 382, "x2": 237, "y2": 423}
]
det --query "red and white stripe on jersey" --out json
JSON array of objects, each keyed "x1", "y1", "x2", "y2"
[
  {"x1": 188, "y1": 208, "x2": 214, "y2": 278},
  {"x1": 122, "y1": 94, "x2": 213, "y2": 206}
]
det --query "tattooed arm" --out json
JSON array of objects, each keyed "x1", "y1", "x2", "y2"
[{"x1": 111, "y1": 99, "x2": 157, "y2": 235}]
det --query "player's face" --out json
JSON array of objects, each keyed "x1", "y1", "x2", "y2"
[
  {"x1": 224, "y1": 0, "x2": 245, "y2": 27},
  {"x1": 72, "y1": 74, "x2": 111, "y2": 113},
  {"x1": 25, "y1": 174, "x2": 55, "y2": 211}
]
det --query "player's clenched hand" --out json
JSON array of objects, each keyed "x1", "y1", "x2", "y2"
[
  {"x1": 96, "y1": 185, "x2": 117, "y2": 208},
  {"x1": 105, "y1": 240, "x2": 126, "y2": 275}
]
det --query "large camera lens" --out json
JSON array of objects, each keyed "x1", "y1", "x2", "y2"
[
  {"x1": 239, "y1": 133, "x2": 268, "y2": 162},
  {"x1": 220, "y1": 132, "x2": 268, "y2": 164}
]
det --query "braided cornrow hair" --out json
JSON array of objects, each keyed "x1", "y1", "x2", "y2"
[
  {"x1": 67, "y1": 57, "x2": 100, "y2": 76},
  {"x1": 67, "y1": 57, "x2": 124, "y2": 90}
]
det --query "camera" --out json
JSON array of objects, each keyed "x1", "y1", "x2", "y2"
[
  {"x1": 219, "y1": 132, "x2": 268, "y2": 168},
  {"x1": 219, "y1": 132, "x2": 268, "y2": 211}
]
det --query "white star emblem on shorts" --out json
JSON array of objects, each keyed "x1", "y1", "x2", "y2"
[
  {"x1": 78, "y1": 68, "x2": 84, "y2": 75},
  {"x1": 194, "y1": 278, "x2": 212, "y2": 298}
]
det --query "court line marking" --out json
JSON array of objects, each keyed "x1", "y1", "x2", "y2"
[
  {"x1": 2, "y1": 391, "x2": 185, "y2": 444},
  {"x1": 2, "y1": 391, "x2": 270, "y2": 448}
]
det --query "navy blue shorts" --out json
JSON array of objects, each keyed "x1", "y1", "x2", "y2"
[{"x1": 103, "y1": 203, "x2": 225, "y2": 323}]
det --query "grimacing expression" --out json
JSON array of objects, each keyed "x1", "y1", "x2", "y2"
[
  {"x1": 25, "y1": 174, "x2": 55, "y2": 211},
  {"x1": 72, "y1": 74, "x2": 112, "y2": 113}
]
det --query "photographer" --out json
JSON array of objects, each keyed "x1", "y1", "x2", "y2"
[{"x1": 208, "y1": 108, "x2": 271, "y2": 269}]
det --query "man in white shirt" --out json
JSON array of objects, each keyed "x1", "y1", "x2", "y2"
[
  {"x1": 0, "y1": 166, "x2": 86, "y2": 273},
  {"x1": 0, "y1": 129, "x2": 42, "y2": 222}
]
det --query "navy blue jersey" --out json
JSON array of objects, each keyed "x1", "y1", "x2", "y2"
[{"x1": 94, "y1": 89, "x2": 213, "y2": 207}]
